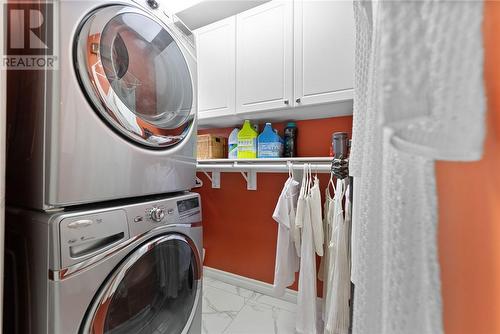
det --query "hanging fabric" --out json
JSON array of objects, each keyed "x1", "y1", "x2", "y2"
[
  {"x1": 324, "y1": 178, "x2": 351, "y2": 334},
  {"x1": 350, "y1": 1, "x2": 486, "y2": 333},
  {"x1": 318, "y1": 167, "x2": 336, "y2": 323},
  {"x1": 272, "y1": 163, "x2": 300, "y2": 296},
  {"x1": 296, "y1": 164, "x2": 321, "y2": 334},
  {"x1": 294, "y1": 163, "x2": 309, "y2": 257},
  {"x1": 318, "y1": 179, "x2": 333, "y2": 289},
  {"x1": 310, "y1": 174, "x2": 324, "y2": 257},
  {"x1": 345, "y1": 183, "x2": 352, "y2": 281}
]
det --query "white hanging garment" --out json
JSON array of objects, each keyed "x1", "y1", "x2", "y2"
[
  {"x1": 296, "y1": 164, "x2": 318, "y2": 334},
  {"x1": 324, "y1": 179, "x2": 350, "y2": 334},
  {"x1": 318, "y1": 178, "x2": 335, "y2": 322},
  {"x1": 318, "y1": 175, "x2": 335, "y2": 280},
  {"x1": 310, "y1": 175, "x2": 324, "y2": 257},
  {"x1": 350, "y1": 1, "x2": 486, "y2": 334},
  {"x1": 294, "y1": 163, "x2": 310, "y2": 257},
  {"x1": 344, "y1": 183, "x2": 352, "y2": 273},
  {"x1": 317, "y1": 188, "x2": 331, "y2": 281},
  {"x1": 272, "y1": 176, "x2": 300, "y2": 296}
]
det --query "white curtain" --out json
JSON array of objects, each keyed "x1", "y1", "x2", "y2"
[
  {"x1": 0, "y1": 1, "x2": 6, "y2": 331},
  {"x1": 350, "y1": 1, "x2": 486, "y2": 333}
]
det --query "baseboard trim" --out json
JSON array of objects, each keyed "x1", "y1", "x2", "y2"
[{"x1": 203, "y1": 266, "x2": 298, "y2": 304}]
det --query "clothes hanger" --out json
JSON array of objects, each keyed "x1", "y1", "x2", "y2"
[
  {"x1": 327, "y1": 161, "x2": 336, "y2": 195},
  {"x1": 307, "y1": 163, "x2": 313, "y2": 195},
  {"x1": 301, "y1": 163, "x2": 309, "y2": 197},
  {"x1": 288, "y1": 160, "x2": 294, "y2": 180}
]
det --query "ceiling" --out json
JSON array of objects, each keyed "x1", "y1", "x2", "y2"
[{"x1": 174, "y1": 0, "x2": 271, "y2": 31}]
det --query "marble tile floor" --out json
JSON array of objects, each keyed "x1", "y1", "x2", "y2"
[{"x1": 202, "y1": 277, "x2": 297, "y2": 334}]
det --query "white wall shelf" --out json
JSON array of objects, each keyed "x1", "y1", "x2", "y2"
[{"x1": 196, "y1": 157, "x2": 333, "y2": 190}]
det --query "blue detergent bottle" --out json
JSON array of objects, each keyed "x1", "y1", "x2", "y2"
[{"x1": 258, "y1": 123, "x2": 283, "y2": 158}]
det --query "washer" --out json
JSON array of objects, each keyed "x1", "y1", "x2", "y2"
[
  {"x1": 4, "y1": 192, "x2": 203, "y2": 334},
  {"x1": 6, "y1": 0, "x2": 198, "y2": 210}
]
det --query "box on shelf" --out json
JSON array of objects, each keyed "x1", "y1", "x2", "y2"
[{"x1": 197, "y1": 134, "x2": 227, "y2": 160}]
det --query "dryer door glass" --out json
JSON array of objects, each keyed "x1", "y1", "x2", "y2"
[
  {"x1": 85, "y1": 234, "x2": 201, "y2": 334},
  {"x1": 75, "y1": 6, "x2": 195, "y2": 148}
]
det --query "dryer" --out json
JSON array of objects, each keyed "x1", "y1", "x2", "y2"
[
  {"x1": 6, "y1": 0, "x2": 198, "y2": 210},
  {"x1": 4, "y1": 192, "x2": 203, "y2": 334}
]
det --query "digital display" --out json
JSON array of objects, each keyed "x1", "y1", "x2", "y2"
[{"x1": 177, "y1": 197, "x2": 199, "y2": 213}]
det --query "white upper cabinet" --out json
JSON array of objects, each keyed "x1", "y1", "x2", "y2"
[
  {"x1": 235, "y1": 1, "x2": 293, "y2": 114},
  {"x1": 195, "y1": 16, "x2": 236, "y2": 119},
  {"x1": 196, "y1": 0, "x2": 356, "y2": 125},
  {"x1": 294, "y1": 0, "x2": 355, "y2": 106}
]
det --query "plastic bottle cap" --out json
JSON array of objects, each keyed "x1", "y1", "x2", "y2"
[{"x1": 286, "y1": 122, "x2": 297, "y2": 128}]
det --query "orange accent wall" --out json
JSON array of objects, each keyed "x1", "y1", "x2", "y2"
[
  {"x1": 196, "y1": 117, "x2": 353, "y2": 291},
  {"x1": 436, "y1": 3, "x2": 500, "y2": 334}
]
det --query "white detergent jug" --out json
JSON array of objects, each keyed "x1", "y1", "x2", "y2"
[{"x1": 228, "y1": 128, "x2": 239, "y2": 159}]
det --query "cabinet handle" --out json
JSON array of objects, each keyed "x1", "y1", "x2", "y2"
[
  {"x1": 284, "y1": 100, "x2": 289, "y2": 105},
  {"x1": 296, "y1": 98, "x2": 301, "y2": 103}
]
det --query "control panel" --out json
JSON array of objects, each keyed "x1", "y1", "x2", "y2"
[
  {"x1": 132, "y1": 195, "x2": 200, "y2": 224},
  {"x1": 56, "y1": 193, "x2": 201, "y2": 268},
  {"x1": 127, "y1": 193, "x2": 201, "y2": 236}
]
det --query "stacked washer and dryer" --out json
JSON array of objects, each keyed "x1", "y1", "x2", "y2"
[{"x1": 5, "y1": 1, "x2": 202, "y2": 333}]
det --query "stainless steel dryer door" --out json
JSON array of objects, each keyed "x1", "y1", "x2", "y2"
[
  {"x1": 81, "y1": 234, "x2": 202, "y2": 334},
  {"x1": 75, "y1": 5, "x2": 196, "y2": 148}
]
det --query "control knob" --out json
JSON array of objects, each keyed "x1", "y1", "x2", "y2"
[{"x1": 149, "y1": 207, "x2": 165, "y2": 222}]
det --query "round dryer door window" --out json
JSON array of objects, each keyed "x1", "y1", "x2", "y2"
[
  {"x1": 75, "y1": 5, "x2": 196, "y2": 148},
  {"x1": 82, "y1": 234, "x2": 201, "y2": 334}
]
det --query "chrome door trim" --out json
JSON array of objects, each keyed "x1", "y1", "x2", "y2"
[
  {"x1": 74, "y1": 5, "x2": 196, "y2": 149},
  {"x1": 80, "y1": 233, "x2": 202, "y2": 334},
  {"x1": 49, "y1": 222, "x2": 202, "y2": 281}
]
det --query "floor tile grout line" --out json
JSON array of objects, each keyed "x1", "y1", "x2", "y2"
[
  {"x1": 203, "y1": 282, "x2": 248, "y2": 334},
  {"x1": 221, "y1": 299, "x2": 248, "y2": 334}
]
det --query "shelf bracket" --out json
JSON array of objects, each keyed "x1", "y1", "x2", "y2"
[
  {"x1": 240, "y1": 171, "x2": 257, "y2": 190},
  {"x1": 203, "y1": 171, "x2": 220, "y2": 189}
]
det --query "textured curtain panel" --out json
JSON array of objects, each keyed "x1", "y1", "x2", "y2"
[
  {"x1": 0, "y1": 0, "x2": 6, "y2": 329},
  {"x1": 350, "y1": 1, "x2": 486, "y2": 334}
]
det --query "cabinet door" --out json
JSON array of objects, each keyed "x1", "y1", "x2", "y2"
[
  {"x1": 236, "y1": 1, "x2": 293, "y2": 114},
  {"x1": 195, "y1": 16, "x2": 236, "y2": 119},
  {"x1": 294, "y1": 0, "x2": 355, "y2": 106}
]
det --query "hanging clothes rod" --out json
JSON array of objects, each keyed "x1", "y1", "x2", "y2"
[
  {"x1": 197, "y1": 162, "x2": 333, "y2": 173},
  {"x1": 196, "y1": 157, "x2": 334, "y2": 190},
  {"x1": 197, "y1": 157, "x2": 334, "y2": 173}
]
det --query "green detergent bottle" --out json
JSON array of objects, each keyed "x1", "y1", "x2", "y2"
[{"x1": 237, "y1": 120, "x2": 258, "y2": 159}]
